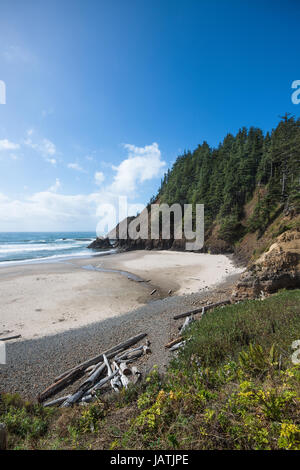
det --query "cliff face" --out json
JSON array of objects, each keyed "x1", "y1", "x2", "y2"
[
  {"x1": 110, "y1": 209, "x2": 187, "y2": 251},
  {"x1": 232, "y1": 228, "x2": 300, "y2": 299},
  {"x1": 115, "y1": 236, "x2": 186, "y2": 251}
]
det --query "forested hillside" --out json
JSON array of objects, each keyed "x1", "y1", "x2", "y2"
[{"x1": 154, "y1": 114, "x2": 300, "y2": 247}]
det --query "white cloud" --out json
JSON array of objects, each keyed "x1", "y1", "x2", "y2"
[
  {"x1": 0, "y1": 139, "x2": 20, "y2": 151},
  {"x1": 68, "y1": 163, "x2": 84, "y2": 172},
  {"x1": 93, "y1": 143, "x2": 166, "y2": 234},
  {"x1": 0, "y1": 188, "x2": 102, "y2": 231},
  {"x1": 0, "y1": 193, "x2": 10, "y2": 203},
  {"x1": 0, "y1": 142, "x2": 166, "y2": 232},
  {"x1": 94, "y1": 171, "x2": 105, "y2": 185},
  {"x1": 110, "y1": 142, "x2": 166, "y2": 195},
  {"x1": 41, "y1": 138, "x2": 56, "y2": 156},
  {"x1": 46, "y1": 158, "x2": 57, "y2": 165},
  {"x1": 24, "y1": 130, "x2": 57, "y2": 164},
  {"x1": 48, "y1": 178, "x2": 61, "y2": 193}
]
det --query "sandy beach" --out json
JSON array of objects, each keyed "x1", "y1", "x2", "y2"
[
  {"x1": 0, "y1": 250, "x2": 243, "y2": 341},
  {"x1": 0, "y1": 250, "x2": 244, "y2": 398}
]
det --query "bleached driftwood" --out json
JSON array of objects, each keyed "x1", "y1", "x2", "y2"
[
  {"x1": 44, "y1": 395, "x2": 71, "y2": 407},
  {"x1": 169, "y1": 341, "x2": 185, "y2": 352},
  {"x1": 61, "y1": 341, "x2": 152, "y2": 406},
  {"x1": 104, "y1": 354, "x2": 122, "y2": 392},
  {"x1": 115, "y1": 345, "x2": 144, "y2": 361},
  {"x1": 173, "y1": 300, "x2": 231, "y2": 320},
  {"x1": 53, "y1": 332, "x2": 147, "y2": 383},
  {"x1": 130, "y1": 366, "x2": 142, "y2": 384},
  {"x1": 180, "y1": 316, "x2": 195, "y2": 334},
  {"x1": 84, "y1": 362, "x2": 106, "y2": 386},
  {"x1": 86, "y1": 369, "x2": 119, "y2": 395},
  {"x1": 61, "y1": 390, "x2": 87, "y2": 407},
  {"x1": 81, "y1": 394, "x2": 94, "y2": 404},
  {"x1": 119, "y1": 362, "x2": 132, "y2": 376},
  {"x1": 117, "y1": 349, "x2": 143, "y2": 362},
  {"x1": 113, "y1": 361, "x2": 130, "y2": 389},
  {"x1": 85, "y1": 364, "x2": 97, "y2": 375},
  {"x1": 38, "y1": 333, "x2": 147, "y2": 403}
]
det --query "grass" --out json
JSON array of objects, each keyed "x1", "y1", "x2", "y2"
[
  {"x1": 178, "y1": 290, "x2": 300, "y2": 368},
  {"x1": 1, "y1": 289, "x2": 300, "y2": 450}
]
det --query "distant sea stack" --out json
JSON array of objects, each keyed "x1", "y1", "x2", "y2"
[{"x1": 87, "y1": 237, "x2": 112, "y2": 250}]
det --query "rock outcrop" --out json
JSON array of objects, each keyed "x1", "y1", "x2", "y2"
[
  {"x1": 115, "y1": 236, "x2": 186, "y2": 251},
  {"x1": 87, "y1": 237, "x2": 112, "y2": 250},
  {"x1": 232, "y1": 229, "x2": 300, "y2": 300},
  {"x1": 108, "y1": 212, "x2": 187, "y2": 252}
]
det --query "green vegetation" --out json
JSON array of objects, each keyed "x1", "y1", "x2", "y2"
[
  {"x1": 152, "y1": 115, "x2": 300, "y2": 244},
  {"x1": 1, "y1": 290, "x2": 300, "y2": 450}
]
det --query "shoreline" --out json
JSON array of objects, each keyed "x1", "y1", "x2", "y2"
[{"x1": 0, "y1": 250, "x2": 244, "y2": 342}]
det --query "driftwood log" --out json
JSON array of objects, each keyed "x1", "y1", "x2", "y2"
[
  {"x1": 173, "y1": 300, "x2": 231, "y2": 320},
  {"x1": 60, "y1": 341, "x2": 150, "y2": 406},
  {"x1": 38, "y1": 333, "x2": 147, "y2": 402},
  {"x1": 0, "y1": 334, "x2": 21, "y2": 341},
  {"x1": 119, "y1": 362, "x2": 131, "y2": 376},
  {"x1": 53, "y1": 333, "x2": 147, "y2": 384},
  {"x1": 103, "y1": 354, "x2": 122, "y2": 392},
  {"x1": 113, "y1": 361, "x2": 130, "y2": 389},
  {"x1": 44, "y1": 395, "x2": 71, "y2": 408},
  {"x1": 131, "y1": 366, "x2": 142, "y2": 384},
  {"x1": 87, "y1": 369, "x2": 119, "y2": 395},
  {"x1": 165, "y1": 336, "x2": 184, "y2": 349},
  {"x1": 180, "y1": 316, "x2": 195, "y2": 334},
  {"x1": 114, "y1": 345, "x2": 144, "y2": 361},
  {"x1": 55, "y1": 332, "x2": 147, "y2": 382},
  {"x1": 169, "y1": 341, "x2": 185, "y2": 352}
]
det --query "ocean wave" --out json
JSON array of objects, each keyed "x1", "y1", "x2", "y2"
[
  {"x1": 0, "y1": 249, "x2": 115, "y2": 266},
  {"x1": 0, "y1": 241, "x2": 90, "y2": 254},
  {"x1": 55, "y1": 238, "x2": 94, "y2": 242}
]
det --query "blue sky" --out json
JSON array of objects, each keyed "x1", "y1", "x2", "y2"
[{"x1": 0, "y1": 0, "x2": 299, "y2": 232}]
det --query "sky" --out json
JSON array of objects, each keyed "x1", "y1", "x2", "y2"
[{"x1": 0, "y1": 0, "x2": 299, "y2": 232}]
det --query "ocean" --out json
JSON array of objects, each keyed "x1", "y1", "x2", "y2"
[{"x1": 0, "y1": 232, "x2": 106, "y2": 265}]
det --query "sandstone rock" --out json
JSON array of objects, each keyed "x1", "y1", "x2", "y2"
[{"x1": 232, "y1": 228, "x2": 300, "y2": 300}]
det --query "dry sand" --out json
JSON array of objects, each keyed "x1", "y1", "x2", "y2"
[{"x1": 0, "y1": 250, "x2": 243, "y2": 341}]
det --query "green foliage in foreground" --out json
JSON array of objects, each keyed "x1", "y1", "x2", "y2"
[
  {"x1": 1, "y1": 290, "x2": 300, "y2": 450},
  {"x1": 178, "y1": 289, "x2": 300, "y2": 368}
]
